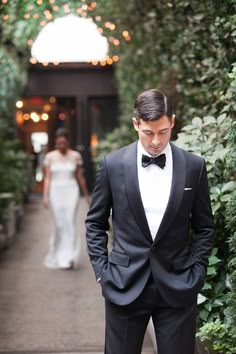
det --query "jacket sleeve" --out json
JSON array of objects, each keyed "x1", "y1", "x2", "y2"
[
  {"x1": 85, "y1": 157, "x2": 112, "y2": 280},
  {"x1": 191, "y1": 160, "x2": 215, "y2": 272}
]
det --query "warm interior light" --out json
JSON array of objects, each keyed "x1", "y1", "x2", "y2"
[
  {"x1": 41, "y1": 113, "x2": 49, "y2": 121},
  {"x1": 16, "y1": 100, "x2": 23, "y2": 108},
  {"x1": 43, "y1": 104, "x2": 51, "y2": 111},
  {"x1": 59, "y1": 112, "x2": 66, "y2": 120},
  {"x1": 49, "y1": 96, "x2": 56, "y2": 103},
  {"x1": 16, "y1": 111, "x2": 24, "y2": 125},
  {"x1": 31, "y1": 112, "x2": 40, "y2": 122},
  {"x1": 23, "y1": 113, "x2": 30, "y2": 120}
]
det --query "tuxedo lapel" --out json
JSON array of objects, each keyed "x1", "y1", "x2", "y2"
[
  {"x1": 153, "y1": 143, "x2": 186, "y2": 243},
  {"x1": 123, "y1": 142, "x2": 153, "y2": 243}
]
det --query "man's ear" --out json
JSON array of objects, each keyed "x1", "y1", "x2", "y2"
[
  {"x1": 171, "y1": 114, "x2": 175, "y2": 128},
  {"x1": 132, "y1": 117, "x2": 139, "y2": 132}
]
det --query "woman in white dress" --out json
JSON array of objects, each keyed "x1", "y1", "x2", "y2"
[{"x1": 43, "y1": 128, "x2": 90, "y2": 269}]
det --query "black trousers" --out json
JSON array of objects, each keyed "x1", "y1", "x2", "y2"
[{"x1": 104, "y1": 276, "x2": 197, "y2": 354}]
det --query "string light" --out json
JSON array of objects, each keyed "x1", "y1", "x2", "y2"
[
  {"x1": 1, "y1": 0, "x2": 131, "y2": 65},
  {"x1": 113, "y1": 39, "x2": 120, "y2": 46},
  {"x1": 27, "y1": 39, "x2": 34, "y2": 46},
  {"x1": 112, "y1": 55, "x2": 119, "y2": 62},
  {"x1": 30, "y1": 58, "x2": 38, "y2": 64},
  {"x1": 107, "y1": 58, "x2": 113, "y2": 65}
]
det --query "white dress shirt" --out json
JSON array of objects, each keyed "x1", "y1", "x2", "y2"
[{"x1": 137, "y1": 141, "x2": 173, "y2": 239}]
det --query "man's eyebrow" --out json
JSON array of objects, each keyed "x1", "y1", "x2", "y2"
[{"x1": 142, "y1": 129, "x2": 154, "y2": 132}]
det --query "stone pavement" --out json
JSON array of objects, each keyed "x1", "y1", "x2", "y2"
[{"x1": 0, "y1": 195, "x2": 155, "y2": 354}]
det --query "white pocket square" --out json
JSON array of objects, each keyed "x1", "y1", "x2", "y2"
[{"x1": 184, "y1": 187, "x2": 192, "y2": 191}]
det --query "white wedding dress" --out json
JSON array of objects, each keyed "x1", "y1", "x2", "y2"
[{"x1": 43, "y1": 149, "x2": 83, "y2": 269}]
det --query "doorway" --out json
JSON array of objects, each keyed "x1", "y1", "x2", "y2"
[{"x1": 84, "y1": 95, "x2": 119, "y2": 189}]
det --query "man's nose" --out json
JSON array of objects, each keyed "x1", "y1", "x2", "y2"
[{"x1": 151, "y1": 135, "x2": 160, "y2": 146}]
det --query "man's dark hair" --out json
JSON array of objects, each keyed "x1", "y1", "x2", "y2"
[
  {"x1": 54, "y1": 127, "x2": 69, "y2": 140},
  {"x1": 133, "y1": 89, "x2": 173, "y2": 122}
]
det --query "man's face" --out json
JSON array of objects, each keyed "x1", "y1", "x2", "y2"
[{"x1": 132, "y1": 115, "x2": 175, "y2": 156}]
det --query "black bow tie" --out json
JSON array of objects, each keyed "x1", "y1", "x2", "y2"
[{"x1": 142, "y1": 154, "x2": 166, "y2": 169}]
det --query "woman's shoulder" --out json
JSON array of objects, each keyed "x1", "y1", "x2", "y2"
[
  {"x1": 69, "y1": 149, "x2": 83, "y2": 165},
  {"x1": 44, "y1": 150, "x2": 58, "y2": 165},
  {"x1": 45, "y1": 150, "x2": 57, "y2": 158}
]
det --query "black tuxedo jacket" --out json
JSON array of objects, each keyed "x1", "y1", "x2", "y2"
[{"x1": 86, "y1": 142, "x2": 215, "y2": 307}]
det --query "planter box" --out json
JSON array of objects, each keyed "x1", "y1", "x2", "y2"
[
  {"x1": 0, "y1": 193, "x2": 22, "y2": 250},
  {"x1": 0, "y1": 224, "x2": 6, "y2": 250}
]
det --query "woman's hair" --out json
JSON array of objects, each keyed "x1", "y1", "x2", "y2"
[
  {"x1": 54, "y1": 127, "x2": 69, "y2": 140},
  {"x1": 133, "y1": 89, "x2": 173, "y2": 122}
]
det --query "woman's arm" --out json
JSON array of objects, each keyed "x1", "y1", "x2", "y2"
[
  {"x1": 43, "y1": 165, "x2": 51, "y2": 208},
  {"x1": 76, "y1": 166, "x2": 90, "y2": 205}
]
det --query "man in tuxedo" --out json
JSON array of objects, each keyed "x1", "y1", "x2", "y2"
[{"x1": 85, "y1": 89, "x2": 215, "y2": 354}]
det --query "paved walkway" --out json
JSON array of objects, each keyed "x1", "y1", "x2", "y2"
[{"x1": 0, "y1": 195, "x2": 155, "y2": 354}]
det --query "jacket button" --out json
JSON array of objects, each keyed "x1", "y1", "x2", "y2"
[{"x1": 152, "y1": 246, "x2": 156, "y2": 251}]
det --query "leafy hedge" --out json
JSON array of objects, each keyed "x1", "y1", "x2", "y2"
[{"x1": 94, "y1": 0, "x2": 236, "y2": 125}]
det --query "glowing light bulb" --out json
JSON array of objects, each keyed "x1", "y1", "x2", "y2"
[
  {"x1": 16, "y1": 100, "x2": 23, "y2": 108},
  {"x1": 41, "y1": 113, "x2": 49, "y2": 121}
]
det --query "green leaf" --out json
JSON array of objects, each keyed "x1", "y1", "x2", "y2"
[
  {"x1": 203, "y1": 116, "x2": 216, "y2": 126},
  {"x1": 217, "y1": 113, "x2": 227, "y2": 124},
  {"x1": 207, "y1": 266, "x2": 217, "y2": 276},
  {"x1": 202, "y1": 282, "x2": 212, "y2": 290},
  {"x1": 220, "y1": 194, "x2": 231, "y2": 202},
  {"x1": 192, "y1": 117, "x2": 203, "y2": 128},
  {"x1": 222, "y1": 181, "x2": 236, "y2": 193},
  {"x1": 208, "y1": 256, "x2": 221, "y2": 266}
]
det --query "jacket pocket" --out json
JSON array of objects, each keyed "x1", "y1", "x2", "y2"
[
  {"x1": 173, "y1": 255, "x2": 195, "y2": 272},
  {"x1": 109, "y1": 250, "x2": 129, "y2": 267}
]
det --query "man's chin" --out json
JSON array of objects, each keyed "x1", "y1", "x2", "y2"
[{"x1": 148, "y1": 148, "x2": 162, "y2": 156}]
